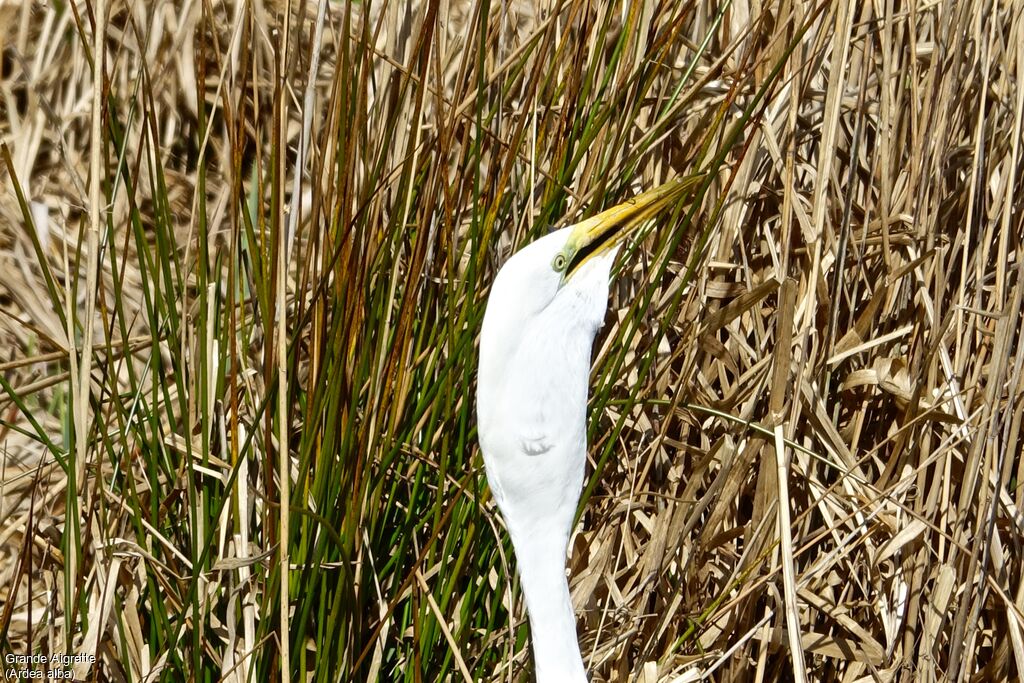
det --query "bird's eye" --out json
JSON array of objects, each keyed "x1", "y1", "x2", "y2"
[{"x1": 552, "y1": 253, "x2": 567, "y2": 272}]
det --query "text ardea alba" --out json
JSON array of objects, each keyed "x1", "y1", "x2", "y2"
[{"x1": 477, "y1": 177, "x2": 700, "y2": 682}]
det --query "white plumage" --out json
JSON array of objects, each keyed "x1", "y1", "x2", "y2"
[
  {"x1": 479, "y1": 229, "x2": 615, "y2": 681},
  {"x1": 477, "y1": 178, "x2": 699, "y2": 681}
]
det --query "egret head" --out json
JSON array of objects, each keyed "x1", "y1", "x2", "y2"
[
  {"x1": 478, "y1": 176, "x2": 703, "y2": 436},
  {"x1": 484, "y1": 176, "x2": 702, "y2": 334}
]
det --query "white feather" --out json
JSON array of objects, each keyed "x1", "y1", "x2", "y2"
[{"x1": 478, "y1": 227, "x2": 618, "y2": 683}]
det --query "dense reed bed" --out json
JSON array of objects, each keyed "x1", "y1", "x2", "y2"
[{"x1": 1, "y1": 0, "x2": 1022, "y2": 680}]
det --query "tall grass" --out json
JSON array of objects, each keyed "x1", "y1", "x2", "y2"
[{"x1": 1, "y1": 0, "x2": 1022, "y2": 681}]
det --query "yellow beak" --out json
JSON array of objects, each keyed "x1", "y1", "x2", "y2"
[{"x1": 560, "y1": 174, "x2": 704, "y2": 281}]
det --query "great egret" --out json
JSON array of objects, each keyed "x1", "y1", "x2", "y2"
[{"x1": 477, "y1": 177, "x2": 700, "y2": 682}]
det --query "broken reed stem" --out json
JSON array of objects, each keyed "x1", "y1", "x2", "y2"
[{"x1": 774, "y1": 423, "x2": 807, "y2": 683}]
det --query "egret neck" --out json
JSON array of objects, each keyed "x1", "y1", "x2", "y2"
[{"x1": 478, "y1": 176, "x2": 702, "y2": 682}]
